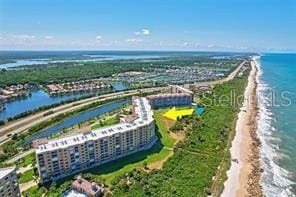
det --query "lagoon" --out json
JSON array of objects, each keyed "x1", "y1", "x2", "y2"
[
  {"x1": 22, "y1": 99, "x2": 130, "y2": 146},
  {"x1": 0, "y1": 90, "x2": 92, "y2": 121}
]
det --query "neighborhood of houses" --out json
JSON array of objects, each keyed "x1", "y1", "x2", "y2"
[
  {"x1": 46, "y1": 79, "x2": 112, "y2": 95},
  {"x1": 0, "y1": 84, "x2": 30, "y2": 111}
]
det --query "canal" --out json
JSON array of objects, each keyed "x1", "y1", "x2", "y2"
[{"x1": 21, "y1": 99, "x2": 130, "y2": 146}]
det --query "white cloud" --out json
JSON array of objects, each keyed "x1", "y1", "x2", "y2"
[
  {"x1": 125, "y1": 38, "x2": 143, "y2": 43},
  {"x1": 12, "y1": 34, "x2": 35, "y2": 40},
  {"x1": 96, "y1": 35, "x2": 103, "y2": 40},
  {"x1": 44, "y1": 36, "x2": 54, "y2": 39},
  {"x1": 135, "y1": 29, "x2": 150, "y2": 36},
  {"x1": 207, "y1": 44, "x2": 215, "y2": 48}
]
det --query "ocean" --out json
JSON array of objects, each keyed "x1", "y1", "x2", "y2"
[{"x1": 257, "y1": 54, "x2": 296, "y2": 196}]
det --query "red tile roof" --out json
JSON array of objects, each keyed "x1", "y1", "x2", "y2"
[{"x1": 72, "y1": 176, "x2": 103, "y2": 196}]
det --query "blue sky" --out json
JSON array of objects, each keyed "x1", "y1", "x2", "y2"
[{"x1": 0, "y1": 0, "x2": 295, "y2": 52}]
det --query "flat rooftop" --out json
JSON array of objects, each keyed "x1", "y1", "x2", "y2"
[
  {"x1": 171, "y1": 85, "x2": 194, "y2": 94},
  {"x1": 147, "y1": 93, "x2": 192, "y2": 99},
  {"x1": 0, "y1": 167, "x2": 15, "y2": 179}
]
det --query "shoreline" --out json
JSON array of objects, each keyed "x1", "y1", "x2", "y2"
[{"x1": 222, "y1": 57, "x2": 262, "y2": 196}]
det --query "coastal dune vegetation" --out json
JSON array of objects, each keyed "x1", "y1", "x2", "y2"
[{"x1": 110, "y1": 69, "x2": 249, "y2": 196}]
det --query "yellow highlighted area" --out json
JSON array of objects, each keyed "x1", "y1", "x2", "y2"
[{"x1": 163, "y1": 107, "x2": 194, "y2": 121}]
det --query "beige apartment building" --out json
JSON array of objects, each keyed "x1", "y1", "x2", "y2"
[
  {"x1": 33, "y1": 97, "x2": 156, "y2": 183},
  {"x1": 147, "y1": 85, "x2": 194, "y2": 109},
  {"x1": 0, "y1": 167, "x2": 20, "y2": 197}
]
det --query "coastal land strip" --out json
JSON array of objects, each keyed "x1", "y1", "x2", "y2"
[{"x1": 222, "y1": 57, "x2": 263, "y2": 197}]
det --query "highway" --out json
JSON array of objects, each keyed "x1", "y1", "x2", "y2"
[
  {"x1": 0, "y1": 60, "x2": 247, "y2": 145},
  {"x1": 0, "y1": 87, "x2": 167, "y2": 144}
]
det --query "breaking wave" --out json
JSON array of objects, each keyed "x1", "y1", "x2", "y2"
[{"x1": 255, "y1": 56, "x2": 296, "y2": 197}]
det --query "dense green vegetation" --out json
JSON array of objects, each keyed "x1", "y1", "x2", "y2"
[
  {"x1": 110, "y1": 70, "x2": 249, "y2": 196},
  {"x1": 0, "y1": 61, "x2": 145, "y2": 86},
  {"x1": 0, "y1": 56, "x2": 241, "y2": 86}
]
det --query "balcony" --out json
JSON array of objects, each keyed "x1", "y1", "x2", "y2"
[{"x1": 52, "y1": 157, "x2": 58, "y2": 162}]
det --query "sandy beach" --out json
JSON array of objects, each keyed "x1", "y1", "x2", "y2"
[{"x1": 222, "y1": 57, "x2": 262, "y2": 197}]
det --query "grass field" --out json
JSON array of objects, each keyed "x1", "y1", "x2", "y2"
[
  {"x1": 19, "y1": 169, "x2": 34, "y2": 183},
  {"x1": 17, "y1": 153, "x2": 35, "y2": 168},
  {"x1": 163, "y1": 107, "x2": 195, "y2": 121}
]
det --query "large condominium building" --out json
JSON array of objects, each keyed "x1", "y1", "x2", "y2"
[
  {"x1": 33, "y1": 97, "x2": 156, "y2": 183},
  {"x1": 147, "y1": 85, "x2": 194, "y2": 109},
  {"x1": 0, "y1": 167, "x2": 20, "y2": 197}
]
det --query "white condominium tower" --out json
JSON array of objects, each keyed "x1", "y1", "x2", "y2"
[
  {"x1": 33, "y1": 97, "x2": 156, "y2": 183},
  {"x1": 0, "y1": 167, "x2": 20, "y2": 197}
]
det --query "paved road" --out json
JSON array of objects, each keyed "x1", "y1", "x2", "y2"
[
  {"x1": 0, "y1": 60, "x2": 246, "y2": 144},
  {"x1": 6, "y1": 149, "x2": 35, "y2": 164},
  {"x1": 0, "y1": 87, "x2": 167, "y2": 143}
]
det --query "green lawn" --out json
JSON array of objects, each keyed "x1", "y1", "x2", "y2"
[
  {"x1": 17, "y1": 153, "x2": 35, "y2": 168},
  {"x1": 153, "y1": 109, "x2": 176, "y2": 148},
  {"x1": 22, "y1": 185, "x2": 47, "y2": 197},
  {"x1": 99, "y1": 146, "x2": 172, "y2": 184},
  {"x1": 91, "y1": 116, "x2": 120, "y2": 130},
  {"x1": 19, "y1": 169, "x2": 34, "y2": 183}
]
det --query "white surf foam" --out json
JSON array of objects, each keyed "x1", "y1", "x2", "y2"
[{"x1": 255, "y1": 56, "x2": 296, "y2": 197}]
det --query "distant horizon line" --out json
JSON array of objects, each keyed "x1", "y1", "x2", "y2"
[
  {"x1": 0, "y1": 49, "x2": 296, "y2": 55},
  {"x1": 0, "y1": 49, "x2": 295, "y2": 55}
]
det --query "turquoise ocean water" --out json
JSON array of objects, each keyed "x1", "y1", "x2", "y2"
[{"x1": 257, "y1": 54, "x2": 296, "y2": 196}]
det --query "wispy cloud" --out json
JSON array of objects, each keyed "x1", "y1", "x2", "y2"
[
  {"x1": 95, "y1": 35, "x2": 103, "y2": 40},
  {"x1": 44, "y1": 36, "x2": 54, "y2": 39},
  {"x1": 135, "y1": 29, "x2": 150, "y2": 36},
  {"x1": 12, "y1": 34, "x2": 35, "y2": 41},
  {"x1": 125, "y1": 38, "x2": 143, "y2": 43}
]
